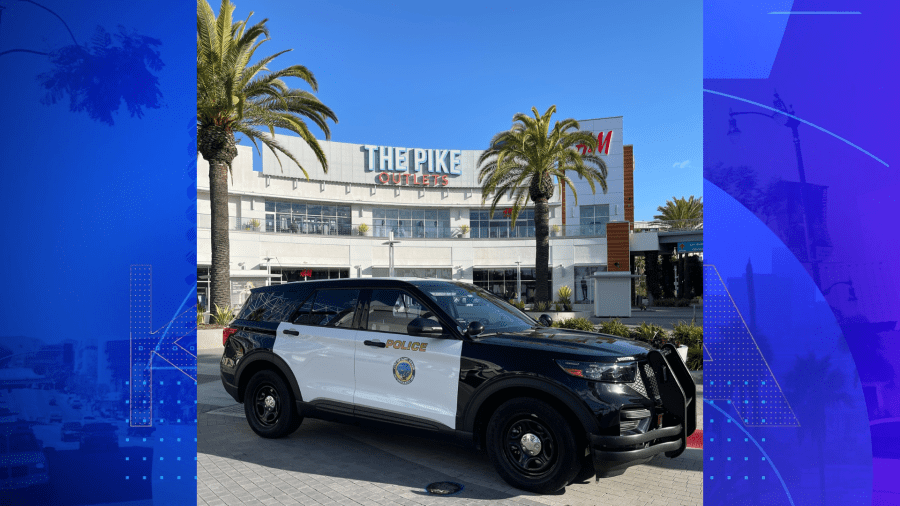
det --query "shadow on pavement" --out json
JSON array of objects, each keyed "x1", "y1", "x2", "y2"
[{"x1": 198, "y1": 414, "x2": 546, "y2": 504}]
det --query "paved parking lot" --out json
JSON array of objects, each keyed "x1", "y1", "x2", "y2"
[{"x1": 198, "y1": 350, "x2": 703, "y2": 506}]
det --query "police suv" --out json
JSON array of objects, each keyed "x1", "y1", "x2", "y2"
[{"x1": 220, "y1": 278, "x2": 696, "y2": 493}]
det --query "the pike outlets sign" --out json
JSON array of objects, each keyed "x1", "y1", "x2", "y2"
[
  {"x1": 362, "y1": 131, "x2": 612, "y2": 188},
  {"x1": 364, "y1": 145, "x2": 461, "y2": 187}
]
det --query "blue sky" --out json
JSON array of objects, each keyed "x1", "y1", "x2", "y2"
[{"x1": 233, "y1": 0, "x2": 702, "y2": 220}]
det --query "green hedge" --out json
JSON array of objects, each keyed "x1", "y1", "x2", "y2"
[{"x1": 551, "y1": 317, "x2": 596, "y2": 331}]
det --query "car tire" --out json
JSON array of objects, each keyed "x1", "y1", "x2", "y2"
[
  {"x1": 485, "y1": 398, "x2": 580, "y2": 494},
  {"x1": 569, "y1": 452, "x2": 596, "y2": 484},
  {"x1": 243, "y1": 370, "x2": 302, "y2": 438}
]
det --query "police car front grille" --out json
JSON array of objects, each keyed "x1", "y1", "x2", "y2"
[{"x1": 629, "y1": 362, "x2": 661, "y2": 401}]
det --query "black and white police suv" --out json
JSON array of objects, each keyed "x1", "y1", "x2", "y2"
[{"x1": 220, "y1": 278, "x2": 696, "y2": 493}]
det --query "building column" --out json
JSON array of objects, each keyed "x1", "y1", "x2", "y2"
[
  {"x1": 630, "y1": 253, "x2": 638, "y2": 306},
  {"x1": 644, "y1": 251, "x2": 661, "y2": 303},
  {"x1": 661, "y1": 252, "x2": 675, "y2": 299}
]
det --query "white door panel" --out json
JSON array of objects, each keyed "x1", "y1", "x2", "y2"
[
  {"x1": 354, "y1": 330, "x2": 462, "y2": 429},
  {"x1": 272, "y1": 322, "x2": 357, "y2": 405}
]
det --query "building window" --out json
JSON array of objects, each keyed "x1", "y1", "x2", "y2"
[
  {"x1": 580, "y1": 204, "x2": 609, "y2": 236},
  {"x1": 473, "y1": 267, "x2": 551, "y2": 303},
  {"x1": 264, "y1": 200, "x2": 352, "y2": 236},
  {"x1": 470, "y1": 209, "x2": 535, "y2": 238},
  {"x1": 271, "y1": 268, "x2": 349, "y2": 283},
  {"x1": 371, "y1": 268, "x2": 452, "y2": 279},
  {"x1": 372, "y1": 208, "x2": 451, "y2": 238},
  {"x1": 197, "y1": 268, "x2": 210, "y2": 310}
]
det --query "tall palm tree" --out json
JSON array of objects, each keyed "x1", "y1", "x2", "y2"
[
  {"x1": 478, "y1": 106, "x2": 607, "y2": 303},
  {"x1": 654, "y1": 196, "x2": 703, "y2": 230},
  {"x1": 784, "y1": 353, "x2": 852, "y2": 505},
  {"x1": 197, "y1": 0, "x2": 337, "y2": 313}
]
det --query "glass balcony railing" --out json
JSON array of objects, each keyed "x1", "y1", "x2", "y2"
[
  {"x1": 198, "y1": 214, "x2": 353, "y2": 236},
  {"x1": 633, "y1": 219, "x2": 703, "y2": 233},
  {"x1": 469, "y1": 223, "x2": 608, "y2": 238},
  {"x1": 198, "y1": 214, "x2": 621, "y2": 239},
  {"x1": 371, "y1": 226, "x2": 455, "y2": 239}
]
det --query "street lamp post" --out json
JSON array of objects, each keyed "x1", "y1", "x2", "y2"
[
  {"x1": 386, "y1": 231, "x2": 401, "y2": 278},
  {"x1": 727, "y1": 91, "x2": 822, "y2": 287},
  {"x1": 515, "y1": 260, "x2": 522, "y2": 303}
]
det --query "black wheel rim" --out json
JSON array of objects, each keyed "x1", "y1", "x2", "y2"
[
  {"x1": 502, "y1": 416, "x2": 557, "y2": 477},
  {"x1": 253, "y1": 383, "x2": 281, "y2": 427}
]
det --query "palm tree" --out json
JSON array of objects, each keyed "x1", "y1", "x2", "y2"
[
  {"x1": 478, "y1": 106, "x2": 607, "y2": 303},
  {"x1": 654, "y1": 196, "x2": 703, "y2": 230},
  {"x1": 784, "y1": 353, "x2": 852, "y2": 505},
  {"x1": 197, "y1": 0, "x2": 337, "y2": 313}
]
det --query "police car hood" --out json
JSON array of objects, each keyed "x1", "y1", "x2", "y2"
[{"x1": 480, "y1": 327, "x2": 654, "y2": 359}]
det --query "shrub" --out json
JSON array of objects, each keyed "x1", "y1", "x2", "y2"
[
  {"x1": 196, "y1": 303, "x2": 206, "y2": 325},
  {"x1": 459, "y1": 224, "x2": 470, "y2": 235},
  {"x1": 513, "y1": 300, "x2": 526, "y2": 311},
  {"x1": 672, "y1": 320, "x2": 703, "y2": 348},
  {"x1": 598, "y1": 319, "x2": 631, "y2": 338},
  {"x1": 557, "y1": 286, "x2": 572, "y2": 304},
  {"x1": 687, "y1": 345, "x2": 703, "y2": 370},
  {"x1": 554, "y1": 302, "x2": 562, "y2": 312},
  {"x1": 357, "y1": 223, "x2": 369, "y2": 235},
  {"x1": 533, "y1": 301, "x2": 550, "y2": 312},
  {"x1": 630, "y1": 322, "x2": 668, "y2": 343},
  {"x1": 212, "y1": 304, "x2": 235, "y2": 326},
  {"x1": 553, "y1": 317, "x2": 596, "y2": 331}
]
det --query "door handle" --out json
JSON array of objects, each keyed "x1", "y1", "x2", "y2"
[
  {"x1": 363, "y1": 340, "x2": 386, "y2": 348},
  {"x1": 283, "y1": 329, "x2": 300, "y2": 336}
]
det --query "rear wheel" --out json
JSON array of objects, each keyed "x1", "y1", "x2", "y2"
[
  {"x1": 243, "y1": 370, "x2": 302, "y2": 438},
  {"x1": 485, "y1": 398, "x2": 580, "y2": 494}
]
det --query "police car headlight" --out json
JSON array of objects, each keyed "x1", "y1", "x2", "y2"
[{"x1": 555, "y1": 360, "x2": 637, "y2": 383}]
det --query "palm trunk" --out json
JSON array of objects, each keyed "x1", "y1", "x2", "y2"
[
  {"x1": 534, "y1": 198, "x2": 550, "y2": 303},
  {"x1": 209, "y1": 159, "x2": 232, "y2": 313},
  {"x1": 198, "y1": 125, "x2": 238, "y2": 315}
]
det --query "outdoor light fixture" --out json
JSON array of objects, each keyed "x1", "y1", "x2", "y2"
[
  {"x1": 822, "y1": 278, "x2": 858, "y2": 302},
  {"x1": 771, "y1": 91, "x2": 794, "y2": 126},
  {"x1": 727, "y1": 116, "x2": 741, "y2": 144}
]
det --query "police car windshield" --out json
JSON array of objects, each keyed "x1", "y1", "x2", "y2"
[{"x1": 421, "y1": 283, "x2": 535, "y2": 334}]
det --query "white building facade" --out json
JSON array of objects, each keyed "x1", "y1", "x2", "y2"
[{"x1": 197, "y1": 117, "x2": 634, "y2": 313}]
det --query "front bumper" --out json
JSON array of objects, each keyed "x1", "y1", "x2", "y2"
[
  {"x1": 590, "y1": 424, "x2": 684, "y2": 476},
  {"x1": 590, "y1": 343, "x2": 697, "y2": 477}
]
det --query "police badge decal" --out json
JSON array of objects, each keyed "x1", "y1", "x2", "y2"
[{"x1": 393, "y1": 357, "x2": 415, "y2": 385}]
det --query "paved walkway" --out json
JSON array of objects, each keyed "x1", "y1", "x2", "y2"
[{"x1": 198, "y1": 351, "x2": 703, "y2": 506}]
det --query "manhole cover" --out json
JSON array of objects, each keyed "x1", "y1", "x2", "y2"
[{"x1": 425, "y1": 481, "x2": 464, "y2": 496}]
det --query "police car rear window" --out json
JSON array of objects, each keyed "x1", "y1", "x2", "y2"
[{"x1": 236, "y1": 287, "x2": 313, "y2": 323}]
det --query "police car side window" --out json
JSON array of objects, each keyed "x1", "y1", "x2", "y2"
[
  {"x1": 290, "y1": 292, "x2": 316, "y2": 325},
  {"x1": 306, "y1": 289, "x2": 359, "y2": 328},
  {"x1": 367, "y1": 289, "x2": 432, "y2": 335}
]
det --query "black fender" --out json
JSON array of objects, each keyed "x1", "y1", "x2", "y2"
[
  {"x1": 458, "y1": 374, "x2": 601, "y2": 436},
  {"x1": 234, "y1": 350, "x2": 303, "y2": 403}
]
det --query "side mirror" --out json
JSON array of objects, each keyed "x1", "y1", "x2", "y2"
[
  {"x1": 466, "y1": 321, "x2": 484, "y2": 337},
  {"x1": 407, "y1": 317, "x2": 444, "y2": 337},
  {"x1": 538, "y1": 314, "x2": 553, "y2": 327}
]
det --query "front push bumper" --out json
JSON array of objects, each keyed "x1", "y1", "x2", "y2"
[
  {"x1": 590, "y1": 343, "x2": 697, "y2": 477},
  {"x1": 589, "y1": 424, "x2": 685, "y2": 476}
]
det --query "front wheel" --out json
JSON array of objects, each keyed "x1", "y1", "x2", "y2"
[
  {"x1": 485, "y1": 398, "x2": 580, "y2": 494},
  {"x1": 243, "y1": 370, "x2": 302, "y2": 438}
]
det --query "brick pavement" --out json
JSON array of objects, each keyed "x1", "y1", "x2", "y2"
[{"x1": 197, "y1": 351, "x2": 703, "y2": 506}]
